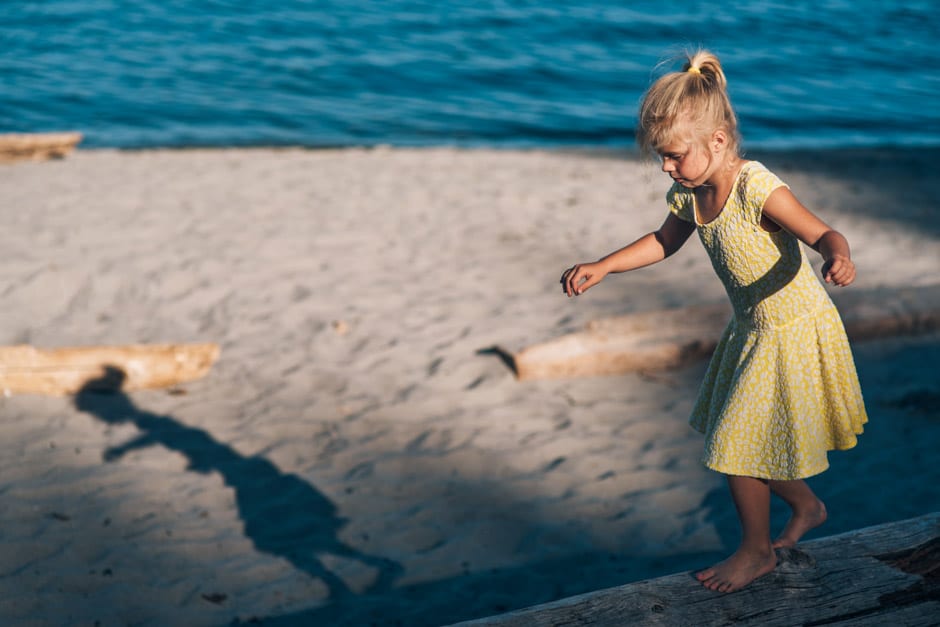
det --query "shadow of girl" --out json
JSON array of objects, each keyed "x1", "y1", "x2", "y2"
[{"x1": 74, "y1": 366, "x2": 401, "y2": 598}]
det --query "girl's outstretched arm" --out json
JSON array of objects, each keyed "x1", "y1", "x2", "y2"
[
  {"x1": 561, "y1": 213, "x2": 695, "y2": 296},
  {"x1": 761, "y1": 187, "x2": 857, "y2": 287}
]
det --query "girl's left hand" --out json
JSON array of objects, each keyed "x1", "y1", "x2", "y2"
[{"x1": 821, "y1": 254, "x2": 856, "y2": 287}]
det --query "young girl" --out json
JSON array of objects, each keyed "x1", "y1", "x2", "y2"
[{"x1": 561, "y1": 50, "x2": 867, "y2": 593}]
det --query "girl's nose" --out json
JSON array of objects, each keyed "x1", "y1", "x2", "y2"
[{"x1": 661, "y1": 160, "x2": 674, "y2": 173}]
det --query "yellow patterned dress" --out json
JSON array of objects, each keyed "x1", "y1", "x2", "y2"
[{"x1": 668, "y1": 161, "x2": 867, "y2": 480}]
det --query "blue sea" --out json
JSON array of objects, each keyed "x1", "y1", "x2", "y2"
[{"x1": 2, "y1": 1, "x2": 938, "y2": 150}]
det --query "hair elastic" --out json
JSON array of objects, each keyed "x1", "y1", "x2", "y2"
[{"x1": 687, "y1": 66, "x2": 702, "y2": 75}]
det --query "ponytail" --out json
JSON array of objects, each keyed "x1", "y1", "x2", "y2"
[{"x1": 683, "y1": 50, "x2": 728, "y2": 91}]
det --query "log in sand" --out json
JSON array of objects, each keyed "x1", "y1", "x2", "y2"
[
  {"x1": 0, "y1": 132, "x2": 83, "y2": 163},
  {"x1": 0, "y1": 343, "x2": 220, "y2": 395},
  {"x1": 453, "y1": 511, "x2": 940, "y2": 627},
  {"x1": 506, "y1": 284, "x2": 940, "y2": 380}
]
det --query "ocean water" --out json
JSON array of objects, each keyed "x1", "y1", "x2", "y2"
[{"x1": 2, "y1": 0, "x2": 938, "y2": 150}]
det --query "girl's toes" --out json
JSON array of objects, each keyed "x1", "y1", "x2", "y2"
[{"x1": 695, "y1": 568, "x2": 715, "y2": 581}]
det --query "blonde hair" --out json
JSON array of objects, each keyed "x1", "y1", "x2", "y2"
[{"x1": 637, "y1": 50, "x2": 740, "y2": 157}]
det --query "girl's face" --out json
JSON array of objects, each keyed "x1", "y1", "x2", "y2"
[{"x1": 658, "y1": 139, "x2": 713, "y2": 188}]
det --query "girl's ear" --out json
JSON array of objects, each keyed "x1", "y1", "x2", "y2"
[{"x1": 710, "y1": 129, "x2": 728, "y2": 154}]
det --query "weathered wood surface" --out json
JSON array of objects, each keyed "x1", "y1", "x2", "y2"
[
  {"x1": 508, "y1": 284, "x2": 940, "y2": 380},
  {"x1": 0, "y1": 132, "x2": 83, "y2": 163},
  {"x1": 0, "y1": 343, "x2": 220, "y2": 395},
  {"x1": 450, "y1": 511, "x2": 940, "y2": 626}
]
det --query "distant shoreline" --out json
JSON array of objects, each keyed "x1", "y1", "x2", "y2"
[{"x1": 45, "y1": 141, "x2": 940, "y2": 160}]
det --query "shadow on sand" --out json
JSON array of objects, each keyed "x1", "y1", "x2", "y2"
[
  {"x1": 74, "y1": 366, "x2": 402, "y2": 600},
  {"x1": 72, "y1": 365, "x2": 737, "y2": 626}
]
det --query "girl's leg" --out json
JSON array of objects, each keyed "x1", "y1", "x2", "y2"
[
  {"x1": 697, "y1": 475, "x2": 777, "y2": 593},
  {"x1": 768, "y1": 479, "x2": 827, "y2": 548}
]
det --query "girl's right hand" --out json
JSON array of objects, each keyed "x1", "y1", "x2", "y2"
[{"x1": 561, "y1": 262, "x2": 608, "y2": 297}]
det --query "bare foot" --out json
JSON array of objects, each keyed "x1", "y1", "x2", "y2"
[
  {"x1": 772, "y1": 500, "x2": 827, "y2": 549},
  {"x1": 696, "y1": 548, "x2": 777, "y2": 593}
]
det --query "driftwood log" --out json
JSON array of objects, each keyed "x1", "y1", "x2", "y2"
[
  {"x1": 451, "y1": 511, "x2": 940, "y2": 626},
  {"x1": 0, "y1": 132, "x2": 83, "y2": 163},
  {"x1": 506, "y1": 284, "x2": 940, "y2": 380},
  {"x1": 0, "y1": 343, "x2": 220, "y2": 395}
]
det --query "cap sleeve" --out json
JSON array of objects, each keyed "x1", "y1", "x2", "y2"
[
  {"x1": 737, "y1": 161, "x2": 789, "y2": 224},
  {"x1": 666, "y1": 182, "x2": 695, "y2": 223}
]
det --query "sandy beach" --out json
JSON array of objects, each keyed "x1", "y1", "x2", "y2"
[{"x1": 0, "y1": 146, "x2": 938, "y2": 626}]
